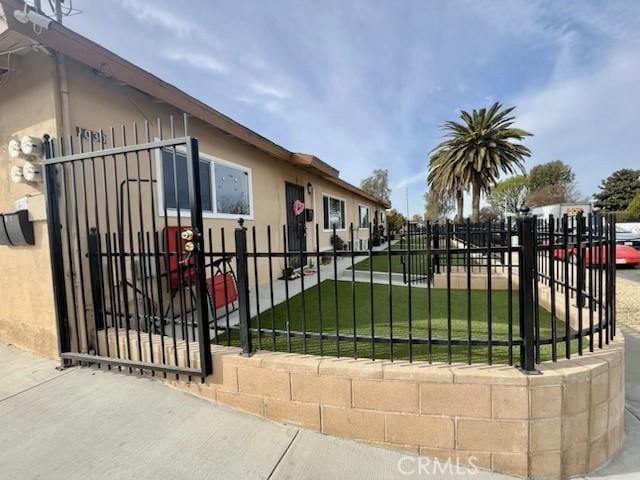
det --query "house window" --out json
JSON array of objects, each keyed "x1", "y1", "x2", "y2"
[
  {"x1": 162, "y1": 150, "x2": 212, "y2": 212},
  {"x1": 214, "y1": 162, "x2": 250, "y2": 215},
  {"x1": 323, "y1": 195, "x2": 346, "y2": 230},
  {"x1": 358, "y1": 205, "x2": 369, "y2": 229},
  {"x1": 160, "y1": 149, "x2": 253, "y2": 218}
]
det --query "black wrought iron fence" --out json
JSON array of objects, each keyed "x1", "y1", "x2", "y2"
[
  {"x1": 42, "y1": 119, "x2": 617, "y2": 377},
  {"x1": 209, "y1": 213, "x2": 616, "y2": 371}
]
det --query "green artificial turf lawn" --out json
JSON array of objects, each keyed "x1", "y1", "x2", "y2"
[
  {"x1": 351, "y1": 237, "x2": 468, "y2": 273},
  {"x1": 217, "y1": 280, "x2": 580, "y2": 364}
]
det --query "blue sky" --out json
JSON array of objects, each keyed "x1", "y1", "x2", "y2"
[{"x1": 62, "y1": 0, "x2": 640, "y2": 215}]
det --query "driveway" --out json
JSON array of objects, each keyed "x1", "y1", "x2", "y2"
[{"x1": 1, "y1": 332, "x2": 639, "y2": 479}]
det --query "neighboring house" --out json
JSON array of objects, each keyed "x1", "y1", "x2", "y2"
[
  {"x1": 0, "y1": 0, "x2": 389, "y2": 358},
  {"x1": 530, "y1": 202, "x2": 592, "y2": 218}
]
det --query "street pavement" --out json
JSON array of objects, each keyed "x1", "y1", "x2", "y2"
[{"x1": 1, "y1": 330, "x2": 639, "y2": 479}]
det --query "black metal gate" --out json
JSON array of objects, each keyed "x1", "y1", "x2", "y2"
[{"x1": 43, "y1": 119, "x2": 212, "y2": 378}]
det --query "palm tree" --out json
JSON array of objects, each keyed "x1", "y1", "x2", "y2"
[
  {"x1": 427, "y1": 162, "x2": 466, "y2": 222},
  {"x1": 428, "y1": 102, "x2": 532, "y2": 222}
]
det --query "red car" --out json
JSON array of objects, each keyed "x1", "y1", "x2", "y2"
[{"x1": 552, "y1": 244, "x2": 640, "y2": 267}]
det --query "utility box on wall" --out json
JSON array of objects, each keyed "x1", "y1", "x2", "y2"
[{"x1": 0, "y1": 210, "x2": 35, "y2": 246}]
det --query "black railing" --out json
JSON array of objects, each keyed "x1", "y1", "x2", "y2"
[
  {"x1": 213, "y1": 213, "x2": 616, "y2": 371},
  {"x1": 42, "y1": 118, "x2": 617, "y2": 377}
]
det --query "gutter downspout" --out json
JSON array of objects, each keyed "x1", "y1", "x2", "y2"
[{"x1": 53, "y1": 51, "x2": 71, "y2": 138}]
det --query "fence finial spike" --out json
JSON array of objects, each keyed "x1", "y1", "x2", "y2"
[
  {"x1": 238, "y1": 217, "x2": 245, "y2": 228},
  {"x1": 519, "y1": 204, "x2": 531, "y2": 217}
]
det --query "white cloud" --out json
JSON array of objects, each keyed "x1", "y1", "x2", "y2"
[
  {"x1": 514, "y1": 47, "x2": 640, "y2": 194},
  {"x1": 162, "y1": 50, "x2": 228, "y2": 75},
  {"x1": 395, "y1": 171, "x2": 426, "y2": 190},
  {"x1": 249, "y1": 81, "x2": 289, "y2": 100},
  {"x1": 119, "y1": 0, "x2": 201, "y2": 38}
]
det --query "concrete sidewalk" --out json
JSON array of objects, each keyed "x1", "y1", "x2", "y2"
[{"x1": 1, "y1": 331, "x2": 639, "y2": 479}]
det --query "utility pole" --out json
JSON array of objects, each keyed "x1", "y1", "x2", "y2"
[
  {"x1": 406, "y1": 187, "x2": 409, "y2": 218},
  {"x1": 55, "y1": 0, "x2": 63, "y2": 24}
]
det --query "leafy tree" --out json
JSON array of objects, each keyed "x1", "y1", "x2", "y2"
[
  {"x1": 525, "y1": 160, "x2": 579, "y2": 206},
  {"x1": 527, "y1": 160, "x2": 575, "y2": 194},
  {"x1": 526, "y1": 183, "x2": 577, "y2": 208},
  {"x1": 424, "y1": 189, "x2": 454, "y2": 221},
  {"x1": 411, "y1": 214, "x2": 424, "y2": 223},
  {"x1": 478, "y1": 206, "x2": 499, "y2": 223},
  {"x1": 428, "y1": 102, "x2": 532, "y2": 223},
  {"x1": 360, "y1": 169, "x2": 391, "y2": 204},
  {"x1": 487, "y1": 175, "x2": 528, "y2": 217},
  {"x1": 593, "y1": 169, "x2": 640, "y2": 211},
  {"x1": 385, "y1": 209, "x2": 406, "y2": 233},
  {"x1": 626, "y1": 191, "x2": 640, "y2": 220}
]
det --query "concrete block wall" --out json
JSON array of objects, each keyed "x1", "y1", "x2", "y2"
[{"x1": 99, "y1": 330, "x2": 625, "y2": 479}]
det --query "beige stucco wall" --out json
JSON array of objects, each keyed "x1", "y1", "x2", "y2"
[
  {"x1": 0, "y1": 51, "x2": 58, "y2": 358},
  {"x1": 63, "y1": 58, "x2": 384, "y2": 254},
  {"x1": 57, "y1": 57, "x2": 385, "y2": 304},
  {"x1": 0, "y1": 51, "x2": 386, "y2": 358}
]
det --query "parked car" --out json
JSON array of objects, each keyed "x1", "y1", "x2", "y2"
[
  {"x1": 616, "y1": 226, "x2": 640, "y2": 250},
  {"x1": 552, "y1": 243, "x2": 640, "y2": 267}
]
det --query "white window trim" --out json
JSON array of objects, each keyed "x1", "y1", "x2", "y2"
[
  {"x1": 358, "y1": 204, "x2": 370, "y2": 230},
  {"x1": 155, "y1": 146, "x2": 254, "y2": 220},
  {"x1": 322, "y1": 192, "x2": 347, "y2": 232}
]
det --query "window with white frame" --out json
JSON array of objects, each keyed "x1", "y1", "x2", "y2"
[
  {"x1": 159, "y1": 149, "x2": 252, "y2": 218},
  {"x1": 323, "y1": 194, "x2": 346, "y2": 230},
  {"x1": 358, "y1": 205, "x2": 369, "y2": 229}
]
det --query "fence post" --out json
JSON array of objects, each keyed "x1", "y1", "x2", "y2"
[
  {"x1": 518, "y1": 207, "x2": 536, "y2": 372},
  {"x1": 433, "y1": 223, "x2": 440, "y2": 274},
  {"x1": 42, "y1": 135, "x2": 72, "y2": 369},
  {"x1": 235, "y1": 219, "x2": 253, "y2": 356}
]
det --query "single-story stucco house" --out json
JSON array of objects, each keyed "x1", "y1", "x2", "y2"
[{"x1": 0, "y1": 0, "x2": 389, "y2": 358}]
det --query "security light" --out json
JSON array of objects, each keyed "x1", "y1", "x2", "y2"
[{"x1": 13, "y1": 9, "x2": 52, "y2": 30}]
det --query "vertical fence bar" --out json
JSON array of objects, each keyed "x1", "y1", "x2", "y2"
[
  {"x1": 445, "y1": 221, "x2": 452, "y2": 363},
  {"x1": 597, "y1": 214, "x2": 603, "y2": 349},
  {"x1": 576, "y1": 212, "x2": 584, "y2": 356},
  {"x1": 518, "y1": 213, "x2": 536, "y2": 372},
  {"x1": 283, "y1": 225, "x2": 292, "y2": 353},
  {"x1": 332, "y1": 224, "x2": 340, "y2": 357},
  {"x1": 186, "y1": 137, "x2": 212, "y2": 375},
  {"x1": 299, "y1": 224, "x2": 308, "y2": 355},
  {"x1": 235, "y1": 221, "x2": 253, "y2": 356},
  {"x1": 466, "y1": 220, "x2": 472, "y2": 364},
  {"x1": 315, "y1": 224, "x2": 323, "y2": 356},
  {"x1": 368, "y1": 223, "x2": 375, "y2": 360},
  {"x1": 563, "y1": 214, "x2": 571, "y2": 358},
  {"x1": 267, "y1": 226, "x2": 276, "y2": 350},
  {"x1": 407, "y1": 220, "x2": 413, "y2": 362},
  {"x1": 548, "y1": 215, "x2": 557, "y2": 362},
  {"x1": 587, "y1": 213, "x2": 594, "y2": 352},
  {"x1": 507, "y1": 217, "x2": 514, "y2": 365},
  {"x1": 43, "y1": 137, "x2": 71, "y2": 365},
  {"x1": 387, "y1": 225, "x2": 393, "y2": 361},
  {"x1": 426, "y1": 220, "x2": 432, "y2": 363},
  {"x1": 350, "y1": 224, "x2": 357, "y2": 358},
  {"x1": 486, "y1": 221, "x2": 493, "y2": 365}
]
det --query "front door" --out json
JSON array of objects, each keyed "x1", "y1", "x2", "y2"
[{"x1": 285, "y1": 182, "x2": 307, "y2": 268}]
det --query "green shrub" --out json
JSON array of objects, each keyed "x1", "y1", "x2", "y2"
[{"x1": 626, "y1": 191, "x2": 640, "y2": 220}]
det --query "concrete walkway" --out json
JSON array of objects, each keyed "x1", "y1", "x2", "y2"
[{"x1": 1, "y1": 330, "x2": 639, "y2": 479}]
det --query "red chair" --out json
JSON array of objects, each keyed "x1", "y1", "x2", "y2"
[{"x1": 163, "y1": 226, "x2": 238, "y2": 326}]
